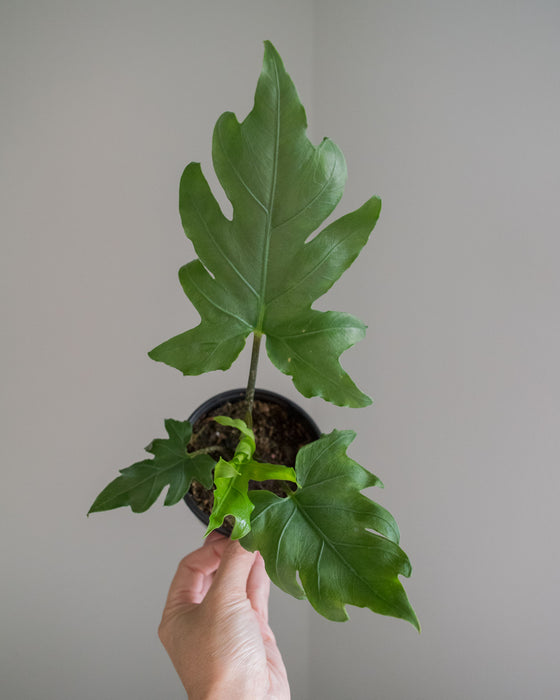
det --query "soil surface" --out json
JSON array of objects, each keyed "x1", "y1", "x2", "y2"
[{"x1": 187, "y1": 397, "x2": 319, "y2": 534}]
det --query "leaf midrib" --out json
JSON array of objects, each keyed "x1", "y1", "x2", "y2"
[
  {"x1": 109, "y1": 454, "x2": 193, "y2": 500},
  {"x1": 282, "y1": 431, "x2": 408, "y2": 617},
  {"x1": 213, "y1": 472, "x2": 249, "y2": 521},
  {"x1": 250, "y1": 488, "x2": 408, "y2": 618},
  {"x1": 256, "y1": 51, "x2": 281, "y2": 332},
  {"x1": 291, "y1": 495, "x2": 409, "y2": 617}
]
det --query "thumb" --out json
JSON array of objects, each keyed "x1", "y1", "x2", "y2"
[{"x1": 207, "y1": 539, "x2": 256, "y2": 600}]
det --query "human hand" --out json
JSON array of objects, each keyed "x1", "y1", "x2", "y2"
[{"x1": 158, "y1": 533, "x2": 290, "y2": 699}]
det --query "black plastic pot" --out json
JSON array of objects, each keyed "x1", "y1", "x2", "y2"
[{"x1": 183, "y1": 387, "x2": 321, "y2": 535}]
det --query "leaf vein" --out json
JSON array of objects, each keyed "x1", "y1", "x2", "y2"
[
  {"x1": 299, "y1": 433, "x2": 349, "y2": 486},
  {"x1": 275, "y1": 506, "x2": 297, "y2": 583},
  {"x1": 272, "y1": 337, "x2": 354, "y2": 392},
  {"x1": 187, "y1": 190, "x2": 259, "y2": 299},
  {"x1": 316, "y1": 540, "x2": 325, "y2": 599},
  {"x1": 292, "y1": 497, "x2": 408, "y2": 616},
  {"x1": 188, "y1": 273, "x2": 253, "y2": 329},
  {"x1": 272, "y1": 323, "x2": 362, "y2": 341},
  {"x1": 271, "y1": 151, "x2": 338, "y2": 232},
  {"x1": 266, "y1": 226, "x2": 361, "y2": 307},
  {"x1": 216, "y1": 119, "x2": 268, "y2": 214}
]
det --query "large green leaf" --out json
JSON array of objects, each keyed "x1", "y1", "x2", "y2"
[
  {"x1": 241, "y1": 430, "x2": 419, "y2": 629},
  {"x1": 206, "y1": 416, "x2": 298, "y2": 539},
  {"x1": 88, "y1": 419, "x2": 214, "y2": 514},
  {"x1": 148, "y1": 41, "x2": 381, "y2": 407}
]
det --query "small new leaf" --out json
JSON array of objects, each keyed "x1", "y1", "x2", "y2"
[
  {"x1": 206, "y1": 417, "x2": 298, "y2": 539},
  {"x1": 88, "y1": 419, "x2": 214, "y2": 514},
  {"x1": 148, "y1": 41, "x2": 381, "y2": 407},
  {"x1": 241, "y1": 430, "x2": 420, "y2": 629}
]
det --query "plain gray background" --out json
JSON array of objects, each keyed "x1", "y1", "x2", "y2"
[{"x1": 2, "y1": 1, "x2": 559, "y2": 698}]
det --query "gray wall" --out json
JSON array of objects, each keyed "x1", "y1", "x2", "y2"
[
  {"x1": 309, "y1": 2, "x2": 560, "y2": 699},
  {"x1": 1, "y1": 2, "x2": 314, "y2": 699},
  {"x1": 2, "y1": 1, "x2": 559, "y2": 699}
]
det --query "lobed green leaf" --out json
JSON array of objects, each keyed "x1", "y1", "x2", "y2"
[
  {"x1": 241, "y1": 430, "x2": 420, "y2": 629},
  {"x1": 88, "y1": 419, "x2": 214, "y2": 514},
  {"x1": 148, "y1": 41, "x2": 381, "y2": 407}
]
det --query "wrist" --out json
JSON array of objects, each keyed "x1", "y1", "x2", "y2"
[
  {"x1": 196, "y1": 677, "x2": 259, "y2": 700},
  {"x1": 188, "y1": 676, "x2": 250, "y2": 700},
  {"x1": 194, "y1": 686, "x2": 246, "y2": 700}
]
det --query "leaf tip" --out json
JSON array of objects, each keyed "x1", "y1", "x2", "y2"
[
  {"x1": 262, "y1": 39, "x2": 278, "y2": 57},
  {"x1": 87, "y1": 499, "x2": 100, "y2": 517},
  {"x1": 362, "y1": 393, "x2": 374, "y2": 408},
  {"x1": 204, "y1": 523, "x2": 216, "y2": 538},
  {"x1": 410, "y1": 610, "x2": 421, "y2": 633}
]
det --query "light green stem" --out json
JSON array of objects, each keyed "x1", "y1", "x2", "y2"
[{"x1": 188, "y1": 445, "x2": 225, "y2": 458}]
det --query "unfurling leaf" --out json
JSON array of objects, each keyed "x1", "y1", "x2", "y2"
[
  {"x1": 88, "y1": 420, "x2": 214, "y2": 514},
  {"x1": 206, "y1": 416, "x2": 298, "y2": 539},
  {"x1": 148, "y1": 41, "x2": 381, "y2": 408},
  {"x1": 241, "y1": 430, "x2": 419, "y2": 629}
]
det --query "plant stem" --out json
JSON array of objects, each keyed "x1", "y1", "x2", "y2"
[
  {"x1": 245, "y1": 331, "x2": 262, "y2": 428},
  {"x1": 280, "y1": 480, "x2": 298, "y2": 497},
  {"x1": 188, "y1": 445, "x2": 226, "y2": 458}
]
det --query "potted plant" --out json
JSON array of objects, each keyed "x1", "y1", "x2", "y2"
[{"x1": 89, "y1": 41, "x2": 419, "y2": 630}]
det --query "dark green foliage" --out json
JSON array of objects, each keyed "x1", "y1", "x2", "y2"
[
  {"x1": 242, "y1": 430, "x2": 420, "y2": 629},
  {"x1": 88, "y1": 420, "x2": 214, "y2": 514},
  {"x1": 91, "y1": 42, "x2": 418, "y2": 630},
  {"x1": 148, "y1": 42, "x2": 380, "y2": 408}
]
